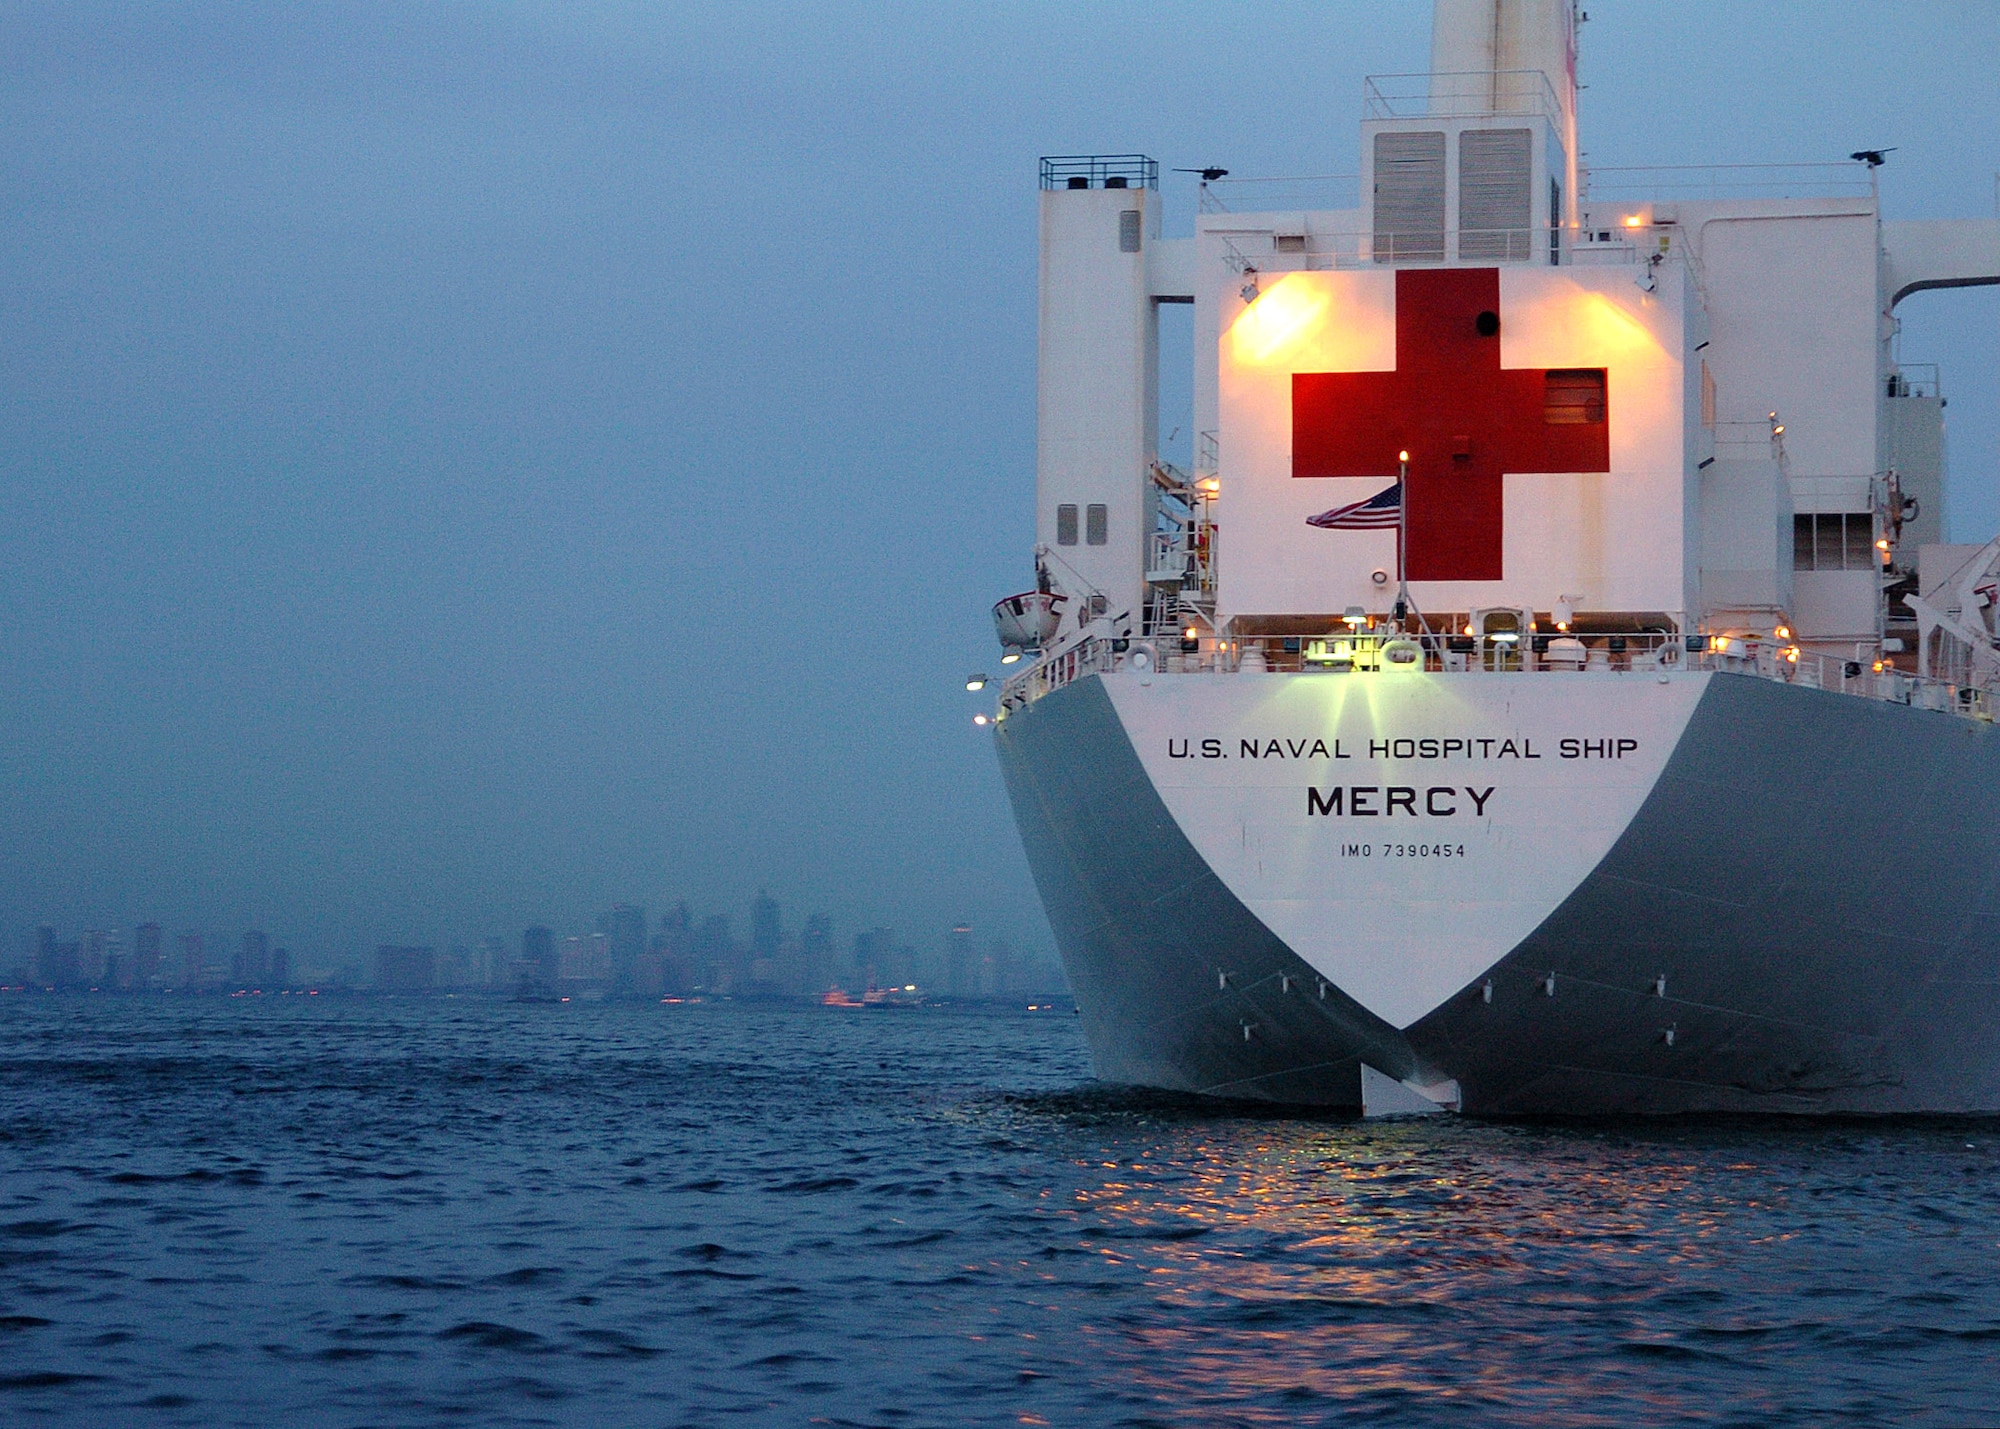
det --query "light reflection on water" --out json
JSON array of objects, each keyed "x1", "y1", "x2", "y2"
[{"x1": 0, "y1": 997, "x2": 1995, "y2": 1427}]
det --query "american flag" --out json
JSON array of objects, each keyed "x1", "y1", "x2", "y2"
[{"x1": 1306, "y1": 481, "x2": 1401, "y2": 530}]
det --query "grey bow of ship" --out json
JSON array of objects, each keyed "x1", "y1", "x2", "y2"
[{"x1": 998, "y1": 672, "x2": 2000, "y2": 1114}]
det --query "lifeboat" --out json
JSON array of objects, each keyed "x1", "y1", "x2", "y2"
[{"x1": 992, "y1": 590, "x2": 1066, "y2": 655}]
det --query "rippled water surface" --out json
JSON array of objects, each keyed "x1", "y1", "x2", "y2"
[{"x1": 1, "y1": 997, "x2": 1997, "y2": 1426}]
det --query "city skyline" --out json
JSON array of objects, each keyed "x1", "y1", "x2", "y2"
[{"x1": 11, "y1": 887, "x2": 1065, "y2": 998}]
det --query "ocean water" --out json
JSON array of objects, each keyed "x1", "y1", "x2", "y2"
[{"x1": 0, "y1": 998, "x2": 1996, "y2": 1427}]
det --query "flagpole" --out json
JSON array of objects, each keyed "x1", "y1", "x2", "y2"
[{"x1": 1395, "y1": 450, "x2": 1410, "y2": 631}]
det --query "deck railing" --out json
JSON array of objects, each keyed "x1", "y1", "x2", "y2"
[
  {"x1": 1582, "y1": 163, "x2": 1874, "y2": 203},
  {"x1": 1212, "y1": 228, "x2": 1642, "y2": 271},
  {"x1": 997, "y1": 629, "x2": 1993, "y2": 725},
  {"x1": 1362, "y1": 70, "x2": 1562, "y2": 123}
]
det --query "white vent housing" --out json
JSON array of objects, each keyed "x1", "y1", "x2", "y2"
[{"x1": 1364, "y1": 110, "x2": 1565, "y2": 267}]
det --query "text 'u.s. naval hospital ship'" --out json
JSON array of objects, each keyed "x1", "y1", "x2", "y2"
[{"x1": 977, "y1": 0, "x2": 2000, "y2": 1114}]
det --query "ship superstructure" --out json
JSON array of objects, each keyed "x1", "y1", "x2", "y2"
[{"x1": 985, "y1": 0, "x2": 2000, "y2": 1113}]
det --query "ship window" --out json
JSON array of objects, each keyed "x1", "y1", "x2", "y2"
[
  {"x1": 1844, "y1": 514, "x2": 1874, "y2": 567},
  {"x1": 1274, "y1": 233, "x2": 1307, "y2": 253},
  {"x1": 1119, "y1": 210, "x2": 1142, "y2": 253},
  {"x1": 1086, "y1": 503, "x2": 1108, "y2": 545},
  {"x1": 1056, "y1": 504, "x2": 1078, "y2": 546},
  {"x1": 1544, "y1": 369, "x2": 1606, "y2": 424},
  {"x1": 1793, "y1": 513, "x2": 1875, "y2": 571}
]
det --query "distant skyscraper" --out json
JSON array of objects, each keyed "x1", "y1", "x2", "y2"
[
  {"x1": 35, "y1": 926, "x2": 57, "y2": 987},
  {"x1": 653, "y1": 904, "x2": 694, "y2": 995},
  {"x1": 374, "y1": 945, "x2": 435, "y2": 992},
  {"x1": 986, "y1": 936, "x2": 1016, "y2": 997},
  {"x1": 947, "y1": 925, "x2": 974, "y2": 998},
  {"x1": 800, "y1": 913, "x2": 832, "y2": 993},
  {"x1": 694, "y1": 914, "x2": 733, "y2": 989},
  {"x1": 523, "y1": 926, "x2": 556, "y2": 990},
  {"x1": 478, "y1": 936, "x2": 508, "y2": 988},
  {"x1": 752, "y1": 892, "x2": 781, "y2": 961},
  {"x1": 746, "y1": 891, "x2": 782, "y2": 991},
  {"x1": 597, "y1": 904, "x2": 647, "y2": 992},
  {"x1": 133, "y1": 923, "x2": 163, "y2": 985},
  {"x1": 235, "y1": 930, "x2": 270, "y2": 987},
  {"x1": 851, "y1": 927, "x2": 894, "y2": 989},
  {"x1": 177, "y1": 932, "x2": 204, "y2": 987},
  {"x1": 82, "y1": 930, "x2": 111, "y2": 985},
  {"x1": 269, "y1": 947, "x2": 291, "y2": 987},
  {"x1": 440, "y1": 945, "x2": 474, "y2": 988}
]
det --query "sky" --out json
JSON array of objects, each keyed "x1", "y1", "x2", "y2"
[{"x1": 2, "y1": 1, "x2": 1996, "y2": 970}]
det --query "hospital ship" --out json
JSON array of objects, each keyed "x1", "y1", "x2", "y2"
[{"x1": 981, "y1": 0, "x2": 2000, "y2": 1113}]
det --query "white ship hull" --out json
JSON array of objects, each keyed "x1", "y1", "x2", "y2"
[{"x1": 996, "y1": 669, "x2": 2000, "y2": 1113}]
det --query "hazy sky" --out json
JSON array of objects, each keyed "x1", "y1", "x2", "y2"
[{"x1": 3, "y1": 1, "x2": 1996, "y2": 967}]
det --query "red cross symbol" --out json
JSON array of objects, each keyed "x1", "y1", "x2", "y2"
[{"x1": 1293, "y1": 268, "x2": 1609, "y2": 582}]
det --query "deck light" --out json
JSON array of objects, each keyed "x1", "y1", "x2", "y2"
[
  {"x1": 999, "y1": 651, "x2": 1021, "y2": 665},
  {"x1": 972, "y1": 713, "x2": 990, "y2": 727},
  {"x1": 1342, "y1": 605, "x2": 1367, "y2": 628},
  {"x1": 1622, "y1": 214, "x2": 1643, "y2": 228},
  {"x1": 1772, "y1": 424, "x2": 1785, "y2": 435},
  {"x1": 1197, "y1": 476, "x2": 1220, "y2": 494},
  {"x1": 1240, "y1": 268, "x2": 1260, "y2": 304},
  {"x1": 1463, "y1": 622, "x2": 1476, "y2": 636},
  {"x1": 1774, "y1": 625, "x2": 1790, "y2": 639},
  {"x1": 1397, "y1": 449, "x2": 1410, "y2": 463},
  {"x1": 965, "y1": 673, "x2": 989, "y2": 691}
]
